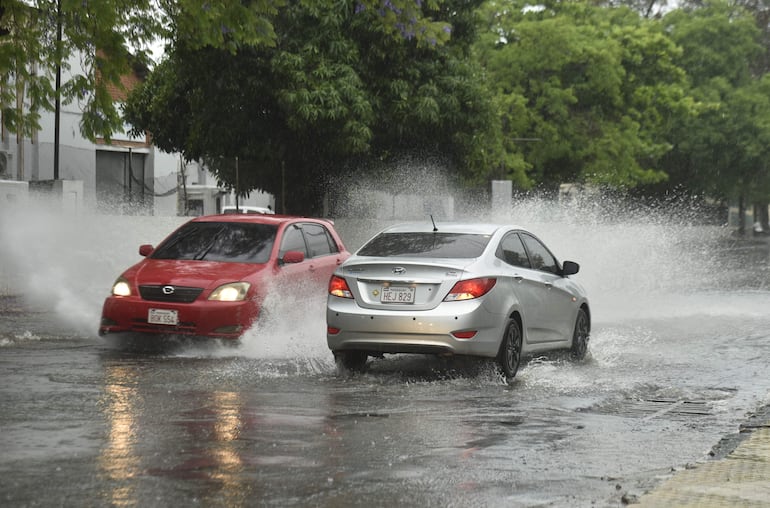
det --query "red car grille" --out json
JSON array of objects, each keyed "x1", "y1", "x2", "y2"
[{"x1": 138, "y1": 285, "x2": 203, "y2": 303}]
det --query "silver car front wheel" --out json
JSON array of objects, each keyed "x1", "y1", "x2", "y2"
[{"x1": 570, "y1": 308, "x2": 589, "y2": 360}]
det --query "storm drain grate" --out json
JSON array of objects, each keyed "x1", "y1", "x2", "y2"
[{"x1": 581, "y1": 398, "x2": 713, "y2": 421}]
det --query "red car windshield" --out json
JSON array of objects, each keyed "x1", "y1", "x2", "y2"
[{"x1": 150, "y1": 222, "x2": 278, "y2": 263}]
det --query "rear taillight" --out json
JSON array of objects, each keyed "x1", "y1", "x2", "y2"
[
  {"x1": 444, "y1": 278, "x2": 497, "y2": 301},
  {"x1": 329, "y1": 275, "x2": 353, "y2": 299}
]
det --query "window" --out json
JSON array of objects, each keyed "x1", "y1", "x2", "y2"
[
  {"x1": 497, "y1": 233, "x2": 530, "y2": 268},
  {"x1": 520, "y1": 233, "x2": 559, "y2": 274},
  {"x1": 151, "y1": 222, "x2": 277, "y2": 264},
  {"x1": 279, "y1": 223, "x2": 340, "y2": 259},
  {"x1": 358, "y1": 232, "x2": 491, "y2": 258},
  {"x1": 279, "y1": 224, "x2": 307, "y2": 258},
  {"x1": 303, "y1": 223, "x2": 338, "y2": 258}
]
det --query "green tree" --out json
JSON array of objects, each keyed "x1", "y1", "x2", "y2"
[
  {"x1": 733, "y1": 0, "x2": 770, "y2": 74},
  {"x1": 125, "y1": 0, "x2": 499, "y2": 213},
  {"x1": 0, "y1": 0, "x2": 452, "y2": 143},
  {"x1": 476, "y1": 0, "x2": 688, "y2": 191},
  {"x1": 0, "y1": 0, "x2": 162, "y2": 141},
  {"x1": 730, "y1": 76, "x2": 770, "y2": 206},
  {"x1": 659, "y1": 0, "x2": 765, "y2": 214}
]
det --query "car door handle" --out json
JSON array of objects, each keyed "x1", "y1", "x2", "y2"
[
  {"x1": 544, "y1": 282, "x2": 553, "y2": 290},
  {"x1": 513, "y1": 275, "x2": 523, "y2": 283}
]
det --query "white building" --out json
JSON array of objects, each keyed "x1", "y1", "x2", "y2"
[{"x1": 1, "y1": 52, "x2": 273, "y2": 216}]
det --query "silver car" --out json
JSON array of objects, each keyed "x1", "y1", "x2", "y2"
[{"x1": 326, "y1": 222, "x2": 590, "y2": 379}]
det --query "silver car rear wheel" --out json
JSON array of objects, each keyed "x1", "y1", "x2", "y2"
[
  {"x1": 334, "y1": 351, "x2": 368, "y2": 374},
  {"x1": 497, "y1": 319, "x2": 522, "y2": 380},
  {"x1": 570, "y1": 308, "x2": 589, "y2": 360}
]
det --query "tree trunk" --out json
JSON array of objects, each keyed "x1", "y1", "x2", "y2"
[{"x1": 755, "y1": 202, "x2": 769, "y2": 234}]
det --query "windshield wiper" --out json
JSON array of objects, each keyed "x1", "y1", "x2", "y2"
[
  {"x1": 194, "y1": 225, "x2": 227, "y2": 261},
  {"x1": 151, "y1": 225, "x2": 201, "y2": 259}
]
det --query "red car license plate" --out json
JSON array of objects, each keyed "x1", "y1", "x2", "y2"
[{"x1": 148, "y1": 308, "x2": 179, "y2": 325}]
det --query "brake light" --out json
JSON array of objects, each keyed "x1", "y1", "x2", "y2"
[
  {"x1": 444, "y1": 278, "x2": 497, "y2": 301},
  {"x1": 329, "y1": 275, "x2": 353, "y2": 299},
  {"x1": 452, "y1": 330, "x2": 478, "y2": 339}
]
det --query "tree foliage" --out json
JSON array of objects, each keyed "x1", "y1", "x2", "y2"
[
  {"x1": 6, "y1": 0, "x2": 770, "y2": 215},
  {"x1": 1, "y1": 0, "x2": 452, "y2": 143},
  {"x1": 125, "y1": 0, "x2": 497, "y2": 213},
  {"x1": 658, "y1": 1, "x2": 767, "y2": 201},
  {"x1": 476, "y1": 0, "x2": 690, "y2": 190},
  {"x1": 0, "y1": 0, "x2": 161, "y2": 141}
]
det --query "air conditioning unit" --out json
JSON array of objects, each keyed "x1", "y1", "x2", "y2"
[{"x1": 0, "y1": 151, "x2": 11, "y2": 178}]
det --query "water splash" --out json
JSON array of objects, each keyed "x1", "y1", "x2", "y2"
[
  {"x1": 0, "y1": 202, "x2": 186, "y2": 338},
  {"x1": 1, "y1": 170, "x2": 767, "y2": 357},
  {"x1": 231, "y1": 282, "x2": 335, "y2": 373}
]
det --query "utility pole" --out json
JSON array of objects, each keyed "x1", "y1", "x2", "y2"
[
  {"x1": 53, "y1": 0, "x2": 62, "y2": 180},
  {"x1": 235, "y1": 156, "x2": 240, "y2": 211},
  {"x1": 281, "y1": 161, "x2": 285, "y2": 214}
]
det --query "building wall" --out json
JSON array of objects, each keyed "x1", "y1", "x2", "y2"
[
  {"x1": 2, "y1": 52, "x2": 276, "y2": 217},
  {"x1": 1, "y1": 52, "x2": 180, "y2": 214}
]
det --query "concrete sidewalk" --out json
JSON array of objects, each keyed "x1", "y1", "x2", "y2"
[{"x1": 635, "y1": 413, "x2": 770, "y2": 507}]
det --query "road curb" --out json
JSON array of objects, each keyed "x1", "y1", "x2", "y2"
[{"x1": 634, "y1": 418, "x2": 770, "y2": 507}]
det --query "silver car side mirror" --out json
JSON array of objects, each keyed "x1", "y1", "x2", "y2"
[{"x1": 562, "y1": 260, "x2": 580, "y2": 276}]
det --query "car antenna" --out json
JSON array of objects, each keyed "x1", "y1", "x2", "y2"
[{"x1": 430, "y1": 214, "x2": 438, "y2": 232}]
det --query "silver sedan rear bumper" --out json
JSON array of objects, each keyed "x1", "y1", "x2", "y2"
[{"x1": 326, "y1": 296, "x2": 508, "y2": 358}]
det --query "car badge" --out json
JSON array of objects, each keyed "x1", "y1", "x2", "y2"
[
  {"x1": 162, "y1": 286, "x2": 175, "y2": 295},
  {"x1": 393, "y1": 267, "x2": 406, "y2": 275}
]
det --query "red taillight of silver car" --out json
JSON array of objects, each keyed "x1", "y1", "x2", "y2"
[
  {"x1": 329, "y1": 275, "x2": 354, "y2": 299},
  {"x1": 444, "y1": 278, "x2": 497, "y2": 301}
]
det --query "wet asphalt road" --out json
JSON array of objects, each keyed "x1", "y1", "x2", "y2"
[{"x1": 2, "y1": 210, "x2": 770, "y2": 507}]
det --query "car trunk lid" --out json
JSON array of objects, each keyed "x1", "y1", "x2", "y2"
[{"x1": 341, "y1": 258, "x2": 470, "y2": 311}]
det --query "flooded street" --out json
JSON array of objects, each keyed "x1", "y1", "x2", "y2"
[{"x1": 2, "y1": 203, "x2": 770, "y2": 507}]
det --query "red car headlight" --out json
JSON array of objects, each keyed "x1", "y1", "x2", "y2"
[
  {"x1": 209, "y1": 282, "x2": 251, "y2": 301},
  {"x1": 111, "y1": 277, "x2": 132, "y2": 297}
]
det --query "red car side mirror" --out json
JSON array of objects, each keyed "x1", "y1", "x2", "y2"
[
  {"x1": 282, "y1": 250, "x2": 305, "y2": 264},
  {"x1": 139, "y1": 244, "x2": 154, "y2": 257}
]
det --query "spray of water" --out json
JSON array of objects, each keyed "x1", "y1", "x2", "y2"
[
  {"x1": 1, "y1": 165, "x2": 767, "y2": 384},
  {"x1": 0, "y1": 202, "x2": 186, "y2": 340}
]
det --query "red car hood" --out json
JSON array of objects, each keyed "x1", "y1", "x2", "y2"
[{"x1": 126, "y1": 259, "x2": 271, "y2": 289}]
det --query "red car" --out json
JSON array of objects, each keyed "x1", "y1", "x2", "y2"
[{"x1": 99, "y1": 214, "x2": 350, "y2": 340}]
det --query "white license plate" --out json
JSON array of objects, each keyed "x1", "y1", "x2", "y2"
[
  {"x1": 381, "y1": 286, "x2": 415, "y2": 304},
  {"x1": 148, "y1": 308, "x2": 179, "y2": 326}
]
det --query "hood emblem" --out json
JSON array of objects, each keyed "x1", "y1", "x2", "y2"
[
  {"x1": 392, "y1": 267, "x2": 406, "y2": 275},
  {"x1": 162, "y1": 286, "x2": 175, "y2": 295}
]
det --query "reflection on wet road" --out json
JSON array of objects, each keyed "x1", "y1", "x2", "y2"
[{"x1": 3, "y1": 306, "x2": 770, "y2": 507}]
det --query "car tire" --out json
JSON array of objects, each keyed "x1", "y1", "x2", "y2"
[
  {"x1": 497, "y1": 319, "x2": 522, "y2": 380},
  {"x1": 570, "y1": 308, "x2": 590, "y2": 360},
  {"x1": 334, "y1": 350, "x2": 368, "y2": 374}
]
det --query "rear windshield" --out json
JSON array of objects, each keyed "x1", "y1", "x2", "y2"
[
  {"x1": 151, "y1": 222, "x2": 277, "y2": 263},
  {"x1": 357, "y1": 232, "x2": 491, "y2": 258}
]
